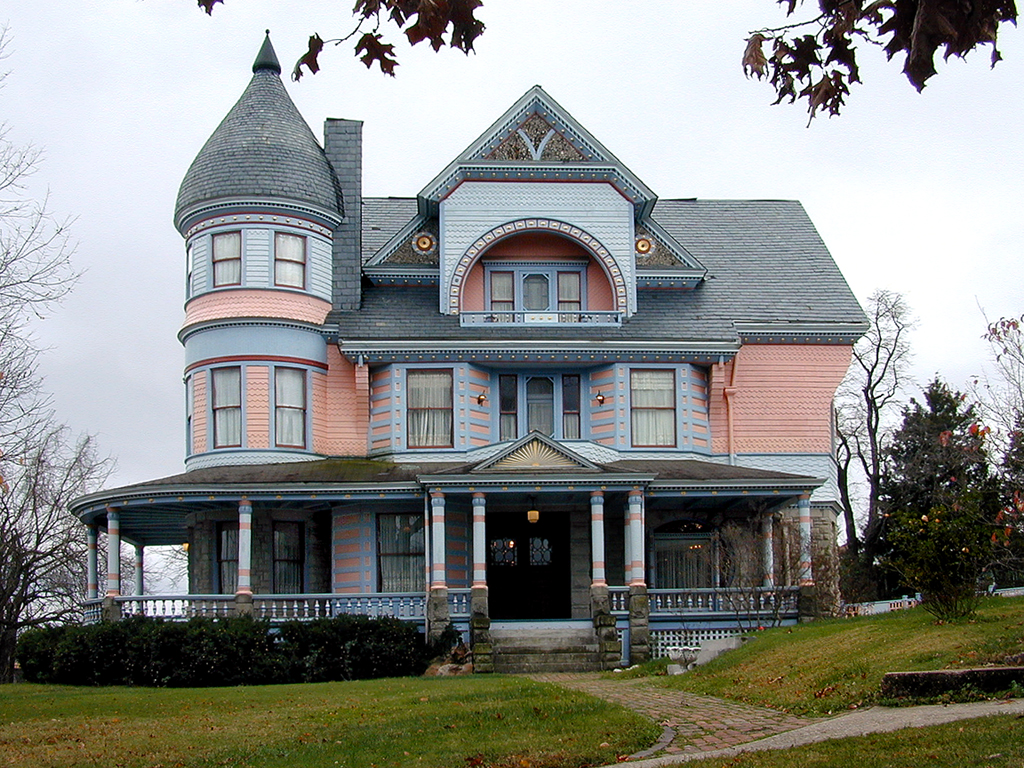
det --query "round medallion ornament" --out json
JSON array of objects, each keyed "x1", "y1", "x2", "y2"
[
  {"x1": 413, "y1": 233, "x2": 437, "y2": 254},
  {"x1": 635, "y1": 237, "x2": 653, "y2": 254}
]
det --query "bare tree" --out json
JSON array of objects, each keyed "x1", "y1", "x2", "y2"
[
  {"x1": 834, "y1": 289, "x2": 914, "y2": 556},
  {"x1": 0, "y1": 28, "x2": 109, "y2": 682}
]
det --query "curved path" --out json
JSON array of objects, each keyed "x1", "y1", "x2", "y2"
[{"x1": 527, "y1": 672, "x2": 1024, "y2": 766}]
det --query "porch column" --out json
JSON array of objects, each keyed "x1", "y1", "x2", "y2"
[
  {"x1": 627, "y1": 489, "x2": 649, "y2": 664},
  {"x1": 234, "y1": 498, "x2": 254, "y2": 616},
  {"x1": 103, "y1": 507, "x2": 122, "y2": 622},
  {"x1": 134, "y1": 545, "x2": 145, "y2": 596},
  {"x1": 427, "y1": 491, "x2": 450, "y2": 641},
  {"x1": 590, "y1": 491, "x2": 606, "y2": 587},
  {"x1": 105, "y1": 507, "x2": 121, "y2": 597},
  {"x1": 470, "y1": 492, "x2": 493, "y2": 672},
  {"x1": 798, "y1": 494, "x2": 813, "y2": 586},
  {"x1": 761, "y1": 514, "x2": 775, "y2": 588},
  {"x1": 86, "y1": 525, "x2": 99, "y2": 600}
]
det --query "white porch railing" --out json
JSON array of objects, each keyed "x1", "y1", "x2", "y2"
[
  {"x1": 609, "y1": 586, "x2": 801, "y2": 617},
  {"x1": 116, "y1": 594, "x2": 234, "y2": 619}
]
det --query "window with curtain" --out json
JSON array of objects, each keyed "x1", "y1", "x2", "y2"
[
  {"x1": 377, "y1": 514, "x2": 425, "y2": 592},
  {"x1": 273, "y1": 521, "x2": 303, "y2": 594},
  {"x1": 274, "y1": 233, "x2": 306, "y2": 288},
  {"x1": 631, "y1": 369, "x2": 676, "y2": 447},
  {"x1": 212, "y1": 367, "x2": 242, "y2": 448},
  {"x1": 655, "y1": 534, "x2": 714, "y2": 589},
  {"x1": 212, "y1": 231, "x2": 241, "y2": 287},
  {"x1": 496, "y1": 373, "x2": 582, "y2": 441},
  {"x1": 499, "y1": 374, "x2": 518, "y2": 441},
  {"x1": 407, "y1": 369, "x2": 453, "y2": 448},
  {"x1": 562, "y1": 375, "x2": 581, "y2": 439},
  {"x1": 217, "y1": 522, "x2": 239, "y2": 594},
  {"x1": 275, "y1": 367, "x2": 306, "y2": 448},
  {"x1": 557, "y1": 272, "x2": 582, "y2": 321},
  {"x1": 485, "y1": 266, "x2": 586, "y2": 321},
  {"x1": 526, "y1": 376, "x2": 555, "y2": 435}
]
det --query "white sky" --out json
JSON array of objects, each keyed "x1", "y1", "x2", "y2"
[{"x1": 3, "y1": 1, "x2": 1023, "y2": 489}]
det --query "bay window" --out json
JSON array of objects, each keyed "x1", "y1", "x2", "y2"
[
  {"x1": 631, "y1": 369, "x2": 676, "y2": 447},
  {"x1": 275, "y1": 367, "x2": 306, "y2": 448},
  {"x1": 407, "y1": 369, "x2": 453, "y2": 448},
  {"x1": 274, "y1": 232, "x2": 306, "y2": 288},
  {"x1": 211, "y1": 367, "x2": 242, "y2": 448},
  {"x1": 212, "y1": 231, "x2": 241, "y2": 287}
]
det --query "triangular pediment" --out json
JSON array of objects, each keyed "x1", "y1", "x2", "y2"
[{"x1": 473, "y1": 432, "x2": 602, "y2": 473}]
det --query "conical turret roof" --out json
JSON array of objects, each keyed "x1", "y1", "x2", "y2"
[{"x1": 175, "y1": 33, "x2": 342, "y2": 230}]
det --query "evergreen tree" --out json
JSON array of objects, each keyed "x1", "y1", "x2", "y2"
[{"x1": 879, "y1": 379, "x2": 1001, "y2": 619}]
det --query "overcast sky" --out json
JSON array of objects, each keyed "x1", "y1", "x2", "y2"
[{"x1": 3, "y1": 2, "x2": 1023, "y2": 489}]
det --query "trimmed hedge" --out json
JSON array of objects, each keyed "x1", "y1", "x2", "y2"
[{"x1": 17, "y1": 615, "x2": 455, "y2": 687}]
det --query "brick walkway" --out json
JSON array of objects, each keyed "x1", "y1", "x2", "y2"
[{"x1": 527, "y1": 673, "x2": 823, "y2": 759}]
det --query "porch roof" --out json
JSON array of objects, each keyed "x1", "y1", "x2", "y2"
[{"x1": 71, "y1": 456, "x2": 821, "y2": 547}]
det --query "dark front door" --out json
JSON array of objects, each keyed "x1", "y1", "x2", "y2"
[{"x1": 487, "y1": 510, "x2": 571, "y2": 619}]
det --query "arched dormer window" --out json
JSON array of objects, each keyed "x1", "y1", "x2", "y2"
[{"x1": 457, "y1": 230, "x2": 622, "y2": 326}]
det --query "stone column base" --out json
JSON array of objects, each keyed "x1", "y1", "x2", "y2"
[
  {"x1": 591, "y1": 584, "x2": 620, "y2": 669},
  {"x1": 798, "y1": 584, "x2": 818, "y2": 621},
  {"x1": 101, "y1": 595, "x2": 121, "y2": 623},
  {"x1": 469, "y1": 586, "x2": 492, "y2": 673},
  {"x1": 233, "y1": 592, "x2": 254, "y2": 617},
  {"x1": 628, "y1": 584, "x2": 650, "y2": 665},
  {"x1": 427, "y1": 587, "x2": 450, "y2": 642}
]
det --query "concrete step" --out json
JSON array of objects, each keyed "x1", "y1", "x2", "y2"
[{"x1": 489, "y1": 625, "x2": 604, "y2": 673}]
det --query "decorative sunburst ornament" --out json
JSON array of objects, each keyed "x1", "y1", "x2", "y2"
[
  {"x1": 491, "y1": 439, "x2": 578, "y2": 469},
  {"x1": 413, "y1": 232, "x2": 437, "y2": 254}
]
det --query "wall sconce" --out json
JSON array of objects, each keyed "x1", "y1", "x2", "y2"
[
  {"x1": 527, "y1": 495, "x2": 540, "y2": 524},
  {"x1": 477, "y1": 392, "x2": 487, "y2": 405},
  {"x1": 595, "y1": 391, "x2": 606, "y2": 405}
]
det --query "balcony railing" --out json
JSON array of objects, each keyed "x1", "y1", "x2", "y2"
[
  {"x1": 609, "y1": 586, "x2": 801, "y2": 618},
  {"x1": 459, "y1": 310, "x2": 622, "y2": 327}
]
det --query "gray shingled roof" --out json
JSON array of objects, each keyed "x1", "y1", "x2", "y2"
[
  {"x1": 340, "y1": 197, "x2": 865, "y2": 343},
  {"x1": 175, "y1": 40, "x2": 341, "y2": 228}
]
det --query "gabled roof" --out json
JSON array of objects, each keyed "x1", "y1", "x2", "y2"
[
  {"x1": 174, "y1": 34, "x2": 342, "y2": 231},
  {"x1": 417, "y1": 86, "x2": 657, "y2": 219}
]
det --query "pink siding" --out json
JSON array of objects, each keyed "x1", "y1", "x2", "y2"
[
  {"x1": 314, "y1": 347, "x2": 369, "y2": 456},
  {"x1": 587, "y1": 259, "x2": 614, "y2": 311},
  {"x1": 710, "y1": 345, "x2": 852, "y2": 455},
  {"x1": 245, "y1": 366, "x2": 270, "y2": 449},
  {"x1": 192, "y1": 372, "x2": 208, "y2": 454},
  {"x1": 484, "y1": 232, "x2": 587, "y2": 259},
  {"x1": 183, "y1": 290, "x2": 331, "y2": 329},
  {"x1": 463, "y1": 265, "x2": 485, "y2": 311}
]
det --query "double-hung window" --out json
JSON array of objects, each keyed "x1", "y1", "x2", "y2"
[
  {"x1": 407, "y1": 369, "x2": 453, "y2": 448},
  {"x1": 377, "y1": 514, "x2": 425, "y2": 592},
  {"x1": 217, "y1": 522, "x2": 239, "y2": 594},
  {"x1": 211, "y1": 367, "x2": 242, "y2": 448},
  {"x1": 274, "y1": 233, "x2": 306, "y2": 288},
  {"x1": 485, "y1": 265, "x2": 585, "y2": 322},
  {"x1": 275, "y1": 367, "x2": 306, "y2": 448},
  {"x1": 498, "y1": 373, "x2": 581, "y2": 441},
  {"x1": 630, "y1": 369, "x2": 676, "y2": 447},
  {"x1": 212, "y1": 232, "x2": 242, "y2": 287},
  {"x1": 273, "y1": 521, "x2": 304, "y2": 594}
]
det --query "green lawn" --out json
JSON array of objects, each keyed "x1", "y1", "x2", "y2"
[
  {"x1": 0, "y1": 676, "x2": 659, "y2": 768},
  {"x1": 656, "y1": 595, "x2": 1024, "y2": 715}
]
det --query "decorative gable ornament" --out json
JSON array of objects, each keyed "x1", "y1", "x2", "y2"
[{"x1": 473, "y1": 431, "x2": 602, "y2": 473}]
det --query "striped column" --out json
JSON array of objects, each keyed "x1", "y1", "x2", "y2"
[
  {"x1": 134, "y1": 545, "x2": 145, "y2": 596},
  {"x1": 105, "y1": 506, "x2": 121, "y2": 597},
  {"x1": 761, "y1": 514, "x2": 775, "y2": 587},
  {"x1": 628, "y1": 489, "x2": 645, "y2": 586},
  {"x1": 86, "y1": 525, "x2": 99, "y2": 599},
  {"x1": 237, "y1": 498, "x2": 253, "y2": 595},
  {"x1": 798, "y1": 494, "x2": 814, "y2": 586},
  {"x1": 472, "y1": 493, "x2": 487, "y2": 588},
  {"x1": 590, "y1": 491, "x2": 606, "y2": 587},
  {"x1": 430, "y1": 491, "x2": 446, "y2": 589}
]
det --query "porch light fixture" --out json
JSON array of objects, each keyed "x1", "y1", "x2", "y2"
[
  {"x1": 527, "y1": 495, "x2": 540, "y2": 524},
  {"x1": 477, "y1": 392, "x2": 487, "y2": 405},
  {"x1": 595, "y1": 391, "x2": 606, "y2": 405}
]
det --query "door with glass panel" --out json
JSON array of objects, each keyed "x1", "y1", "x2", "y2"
[{"x1": 486, "y1": 509, "x2": 570, "y2": 619}]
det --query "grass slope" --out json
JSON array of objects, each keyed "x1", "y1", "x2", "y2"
[
  {"x1": 0, "y1": 676, "x2": 659, "y2": 768},
  {"x1": 658, "y1": 595, "x2": 1024, "y2": 715}
]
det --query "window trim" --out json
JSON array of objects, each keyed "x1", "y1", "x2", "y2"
[
  {"x1": 274, "y1": 232, "x2": 307, "y2": 289},
  {"x1": 496, "y1": 372, "x2": 584, "y2": 441},
  {"x1": 630, "y1": 368, "x2": 677, "y2": 448},
  {"x1": 211, "y1": 366, "x2": 243, "y2": 449},
  {"x1": 406, "y1": 368, "x2": 454, "y2": 449},
  {"x1": 211, "y1": 231, "x2": 242, "y2": 288},
  {"x1": 274, "y1": 367, "x2": 308, "y2": 449},
  {"x1": 483, "y1": 262, "x2": 588, "y2": 316}
]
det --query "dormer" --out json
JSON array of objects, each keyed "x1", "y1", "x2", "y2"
[{"x1": 363, "y1": 87, "x2": 705, "y2": 326}]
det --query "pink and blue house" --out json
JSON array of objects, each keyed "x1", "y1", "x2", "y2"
[{"x1": 72, "y1": 35, "x2": 866, "y2": 671}]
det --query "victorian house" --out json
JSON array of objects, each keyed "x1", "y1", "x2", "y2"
[{"x1": 72, "y1": 35, "x2": 867, "y2": 671}]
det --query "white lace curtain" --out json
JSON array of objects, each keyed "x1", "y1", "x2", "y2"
[
  {"x1": 275, "y1": 368, "x2": 306, "y2": 447},
  {"x1": 212, "y1": 367, "x2": 242, "y2": 447},
  {"x1": 631, "y1": 370, "x2": 675, "y2": 446},
  {"x1": 407, "y1": 370, "x2": 452, "y2": 447}
]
